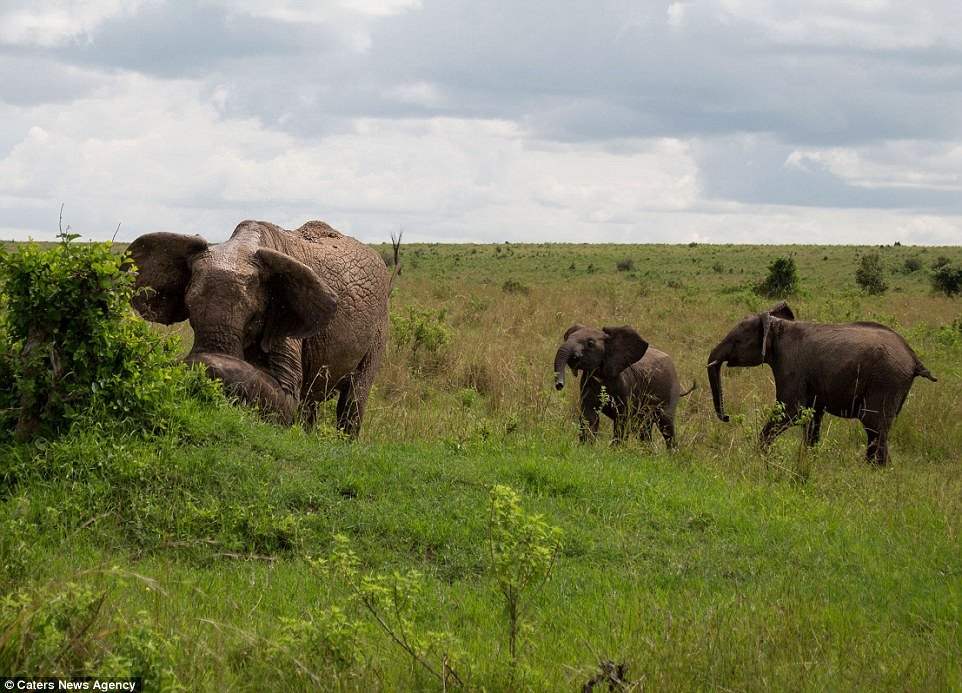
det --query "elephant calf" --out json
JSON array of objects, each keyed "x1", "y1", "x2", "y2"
[
  {"x1": 707, "y1": 301, "x2": 937, "y2": 465},
  {"x1": 553, "y1": 324, "x2": 695, "y2": 447}
]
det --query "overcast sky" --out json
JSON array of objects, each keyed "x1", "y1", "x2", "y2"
[{"x1": 1, "y1": 0, "x2": 961, "y2": 244}]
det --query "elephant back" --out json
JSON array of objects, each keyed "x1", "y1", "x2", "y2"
[{"x1": 295, "y1": 220, "x2": 343, "y2": 243}]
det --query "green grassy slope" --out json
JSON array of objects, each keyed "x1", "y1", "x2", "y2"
[{"x1": 3, "y1": 243, "x2": 961, "y2": 690}]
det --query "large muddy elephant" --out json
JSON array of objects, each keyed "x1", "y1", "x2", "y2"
[
  {"x1": 707, "y1": 302, "x2": 937, "y2": 464},
  {"x1": 553, "y1": 324, "x2": 695, "y2": 447},
  {"x1": 128, "y1": 219, "x2": 396, "y2": 436}
]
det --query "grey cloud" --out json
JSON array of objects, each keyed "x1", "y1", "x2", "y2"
[
  {"x1": 0, "y1": 53, "x2": 108, "y2": 105},
  {"x1": 695, "y1": 136, "x2": 962, "y2": 212},
  {"x1": 50, "y1": 2, "x2": 333, "y2": 77}
]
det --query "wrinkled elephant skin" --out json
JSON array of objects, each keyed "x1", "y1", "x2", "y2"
[
  {"x1": 553, "y1": 324, "x2": 695, "y2": 448},
  {"x1": 128, "y1": 220, "x2": 395, "y2": 436},
  {"x1": 707, "y1": 301, "x2": 937, "y2": 465}
]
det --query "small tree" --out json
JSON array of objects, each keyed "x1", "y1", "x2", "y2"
[
  {"x1": 0, "y1": 228, "x2": 215, "y2": 439},
  {"x1": 487, "y1": 485, "x2": 562, "y2": 666},
  {"x1": 932, "y1": 264, "x2": 962, "y2": 297},
  {"x1": 755, "y1": 256, "x2": 798, "y2": 298},
  {"x1": 855, "y1": 253, "x2": 888, "y2": 295},
  {"x1": 901, "y1": 257, "x2": 923, "y2": 274}
]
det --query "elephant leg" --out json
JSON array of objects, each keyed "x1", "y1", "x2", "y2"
[
  {"x1": 863, "y1": 423, "x2": 886, "y2": 465},
  {"x1": 805, "y1": 408, "x2": 825, "y2": 447},
  {"x1": 860, "y1": 395, "x2": 895, "y2": 465},
  {"x1": 657, "y1": 413, "x2": 676, "y2": 449},
  {"x1": 760, "y1": 401, "x2": 798, "y2": 449},
  {"x1": 335, "y1": 346, "x2": 383, "y2": 438},
  {"x1": 638, "y1": 418, "x2": 653, "y2": 443},
  {"x1": 612, "y1": 414, "x2": 627, "y2": 445},
  {"x1": 578, "y1": 378, "x2": 603, "y2": 443},
  {"x1": 335, "y1": 380, "x2": 360, "y2": 436},
  {"x1": 579, "y1": 409, "x2": 600, "y2": 443},
  {"x1": 861, "y1": 415, "x2": 892, "y2": 466}
]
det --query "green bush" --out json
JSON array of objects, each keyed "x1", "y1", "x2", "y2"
[
  {"x1": 901, "y1": 257, "x2": 923, "y2": 274},
  {"x1": 755, "y1": 256, "x2": 799, "y2": 298},
  {"x1": 932, "y1": 264, "x2": 962, "y2": 297},
  {"x1": 390, "y1": 306, "x2": 452, "y2": 356},
  {"x1": 0, "y1": 230, "x2": 219, "y2": 439},
  {"x1": 502, "y1": 279, "x2": 530, "y2": 295},
  {"x1": 855, "y1": 253, "x2": 888, "y2": 295}
]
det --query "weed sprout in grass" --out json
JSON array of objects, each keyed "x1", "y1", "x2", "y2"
[{"x1": 486, "y1": 485, "x2": 562, "y2": 667}]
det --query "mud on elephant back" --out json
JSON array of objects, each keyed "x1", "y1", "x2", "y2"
[{"x1": 126, "y1": 219, "x2": 399, "y2": 436}]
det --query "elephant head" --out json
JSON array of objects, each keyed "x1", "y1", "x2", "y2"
[
  {"x1": 707, "y1": 301, "x2": 795, "y2": 422},
  {"x1": 554, "y1": 324, "x2": 649, "y2": 390},
  {"x1": 127, "y1": 227, "x2": 337, "y2": 363}
]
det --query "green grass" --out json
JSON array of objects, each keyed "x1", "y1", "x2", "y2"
[{"x1": 3, "y1": 242, "x2": 962, "y2": 690}]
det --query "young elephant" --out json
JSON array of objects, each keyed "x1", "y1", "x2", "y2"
[
  {"x1": 707, "y1": 302, "x2": 937, "y2": 465},
  {"x1": 553, "y1": 324, "x2": 695, "y2": 447}
]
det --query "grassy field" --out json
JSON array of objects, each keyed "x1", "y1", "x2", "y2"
[{"x1": 2, "y1": 242, "x2": 962, "y2": 690}]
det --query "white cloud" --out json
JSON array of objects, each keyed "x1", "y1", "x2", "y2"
[
  {"x1": 0, "y1": 0, "x2": 144, "y2": 47},
  {"x1": 787, "y1": 142, "x2": 962, "y2": 191},
  {"x1": 0, "y1": 75, "x2": 701, "y2": 242},
  {"x1": 715, "y1": 0, "x2": 958, "y2": 49},
  {"x1": 1, "y1": 1, "x2": 961, "y2": 245},
  {"x1": 667, "y1": 2, "x2": 688, "y2": 29}
]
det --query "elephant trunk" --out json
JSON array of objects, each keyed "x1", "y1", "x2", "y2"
[
  {"x1": 707, "y1": 344, "x2": 730, "y2": 423},
  {"x1": 553, "y1": 343, "x2": 574, "y2": 390},
  {"x1": 189, "y1": 326, "x2": 245, "y2": 361}
]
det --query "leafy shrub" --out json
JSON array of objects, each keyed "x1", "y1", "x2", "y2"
[
  {"x1": 0, "y1": 580, "x2": 180, "y2": 688},
  {"x1": 615, "y1": 258, "x2": 634, "y2": 272},
  {"x1": 0, "y1": 230, "x2": 219, "y2": 439},
  {"x1": 931, "y1": 264, "x2": 962, "y2": 296},
  {"x1": 755, "y1": 256, "x2": 798, "y2": 298},
  {"x1": 502, "y1": 279, "x2": 530, "y2": 295},
  {"x1": 855, "y1": 253, "x2": 888, "y2": 295},
  {"x1": 390, "y1": 306, "x2": 452, "y2": 356},
  {"x1": 901, "y1": 257, "x2": 923, "y2": 274},
  {"x1": 247, "y1": 608, "x2": 367, "y2": 684},
  {"x1": 487, "y1": 485, "x2": 562, "y2": 664},
  {"x1": 321, "y1": 535, "x2": 462, "y2": 687}
]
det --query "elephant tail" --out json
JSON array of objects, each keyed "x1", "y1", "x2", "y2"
[
  {"x1": 389, "y1": 231, "x2": 402, "y2": 288},
  {"x1": 914, "y1": 362, "x2": 937, "y2": 382},
  {"x1": 679, "y1": 382, "x2": 697, "y2": 397}
]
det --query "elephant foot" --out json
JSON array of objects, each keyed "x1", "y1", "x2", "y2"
[{"x1": 187, "y1": 352, "x2": 297, "y2": 424}]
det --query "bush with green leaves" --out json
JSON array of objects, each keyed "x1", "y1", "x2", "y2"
[
  {"x1": 321, "y1": 534, "x2": 463, "y2": 688},
  {"x1": 931, "y1": 263, "x2": 962, "y2": 297},
  {"x1": 486, "y1": 485, "x2": 562, "y2": 665},
  {"x1": 390, "y1": 306, "x2": 452, "y2": 358},
  {"x1": 755, "y1": 256, "x2": 798, "y2": 298},
  {"x1": 855, "y1": 252, "x2": 888, "y2": 295},
  {"x1": 0, "y1": 230, "x2": 220, "y2": 439},
  {"x1": 502, "y1": 278, "x2": 530, "y2": 295},
  {"x1": 0, "y1": 579, "x2": 180, "y2": 688},
  {"x1": 901, "y1": 257, "x2": 923, "y2": 274}
]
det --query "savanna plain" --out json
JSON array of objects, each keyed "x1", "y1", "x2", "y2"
[{"x1": 3, "y1": 241, "x2": 962, "y2": 691}]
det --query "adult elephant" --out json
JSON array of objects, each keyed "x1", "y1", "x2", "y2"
[
  {"x1": 707, "y1": 302, "x2": 937, "y2": 465},
  {"x1": 553, "y1": 324, "x2": 695, "y2": 447},
  {"x1": 128, "y1": 219, "x2": 397, "y2": 436}
]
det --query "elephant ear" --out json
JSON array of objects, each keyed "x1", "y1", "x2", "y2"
[
  {"x1": 602, "y1": 326, "x2": 649, "y2": 379},
  {"x1": 126, "y1": 232, "x2": 208, "y2": 324},
  {"x1": 768, "y1": 301, "x2": 795, "y2": 320},
  {"x1": 563, "y1": 323, "x2": 586, "y2": 341},
  {"x1": 256, "y1": 248, "x2": 337, "y2": 350}
]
